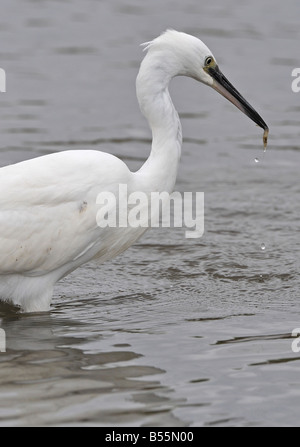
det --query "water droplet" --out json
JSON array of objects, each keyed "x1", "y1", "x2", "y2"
[
  {"x1": 254, "y1": 158, "x2": 259, "y2": 163},
  {"x1": 261, "y1": 243, "x2": 266, "y2": 251}
]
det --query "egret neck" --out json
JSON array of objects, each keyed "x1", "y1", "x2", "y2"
[{"x1": 135, "y1": 49, "x2": 182, "y2": 194}]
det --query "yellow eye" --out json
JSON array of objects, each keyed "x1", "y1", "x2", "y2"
[{"x1": 205, "y1": 56, "x2": 213, "y2": 66}]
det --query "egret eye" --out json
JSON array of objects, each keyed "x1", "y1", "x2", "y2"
[{"x1": 205, "y1": 56, "x2": 213, "y2": 66}]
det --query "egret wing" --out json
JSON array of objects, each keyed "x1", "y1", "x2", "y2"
[{"x1": 0, "y1": 150, "x2": 131, "y2": 275}]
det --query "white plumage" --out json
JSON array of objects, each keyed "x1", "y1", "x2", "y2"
[{"x1": 0, "y1": 30, "x2": 268, "y2": 312}]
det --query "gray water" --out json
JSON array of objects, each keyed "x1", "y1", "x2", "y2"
[{"x1": 0, "y1": 0, "x2": 300, "y2": 427}]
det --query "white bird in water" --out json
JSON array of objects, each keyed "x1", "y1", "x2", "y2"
[{"x1": 0, "y1": 30, "x2": 268, "y2": 313}]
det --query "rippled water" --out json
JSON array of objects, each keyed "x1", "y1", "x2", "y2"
[{"x1": 0, "y1": 0, "x2": 300, "y2": 427}]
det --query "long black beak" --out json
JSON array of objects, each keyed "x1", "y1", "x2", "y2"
[{"x1": 208, "y1": 65, "x2": 269, "y2": 148}]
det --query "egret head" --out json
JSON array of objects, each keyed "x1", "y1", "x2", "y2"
[{"x1": 142, "y1": 30, "x2": 268, "y2": 145}]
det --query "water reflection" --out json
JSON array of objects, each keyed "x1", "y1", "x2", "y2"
[{"x1": 0, "y1": 309, "x2": 184, "y2": 426}]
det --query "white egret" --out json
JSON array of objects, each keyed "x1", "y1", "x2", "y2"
[{"x1": 0, "y1": 30, "x2": 268, "y2": 312}]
